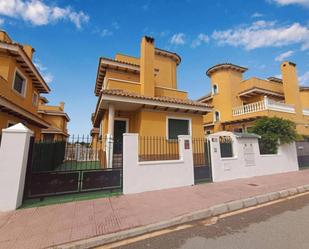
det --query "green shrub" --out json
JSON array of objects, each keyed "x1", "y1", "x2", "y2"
[{"x1": 250, "y1": 117, "x2": 297, "y2": 154}]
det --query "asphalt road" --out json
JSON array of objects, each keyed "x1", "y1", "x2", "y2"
[{"x1": 112, "y1": 194, "x2": 309, "y2": 249}]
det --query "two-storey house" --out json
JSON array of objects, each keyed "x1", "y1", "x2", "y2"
[
  {"x1": 91, "y1": 36, "x2": 211, "y2": 166},
  {"x1": 0, "y1": 31, "x2": 50, "y2": 140},
  {"x1": 38, "y1": 97, "x2": 70, "y2": 141},
  {"x1": 198, "y1": 62, "x2": 309, "y2": 136}
]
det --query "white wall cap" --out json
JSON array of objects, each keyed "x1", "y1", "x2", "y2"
[
  {"x1": 123, "y1": 133, "x2": 138, "y2": 137},
  {"x1": 209, "y1": 131, "x2": 234, "y2": 137},
  {"x1": 178, "y1": 135, "x2": 192, "y2": 139},
  {"x1": 2, "y1": 123, "x2": 34, "y2": 135}
]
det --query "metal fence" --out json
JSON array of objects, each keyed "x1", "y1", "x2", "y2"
[
  {"x1": 32, "y1": 135, "x2": 105, "y2": 171},
  {"x1": 296, "y1": 141, "x2": 309, "y2": 169},
  {"x1": 192, "y1": 137, "x2": 212, "y2": 183},
  {"x1": 23, "y1": 135, "x2": 123, "y2": 199},
  {"x1": 219, "y1": 136, "x2": 233, "y2": 158},
  {"x1": 139, "y1": 136, "x2": 179, "y2": 161}
]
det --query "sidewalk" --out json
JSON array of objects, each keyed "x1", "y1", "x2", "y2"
[{"x1": 1, "y1": 169, "x2": 309, "y2": 249}]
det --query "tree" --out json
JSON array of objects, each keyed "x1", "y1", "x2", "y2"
[{"x1": 249, "y1": 117, "x2": 297, "y2": 154}]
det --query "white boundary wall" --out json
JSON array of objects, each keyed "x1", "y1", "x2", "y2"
[
  {"x1": 0, "y1": 123, "x2": 33, "y2": 211},
  {"x1": 123, "y1": 134, "x2": 194, "y2": 194},
  {"x1": 208, "y1": 131, "x2": 299, "y2": 182}
]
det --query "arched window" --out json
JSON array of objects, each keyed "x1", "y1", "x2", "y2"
[
  {"x1": 212, "y1": 84, "x2": 218, "y2": 95},
  {"x1": 214, "y1": 111, "x2": 220, "y2": 122}
]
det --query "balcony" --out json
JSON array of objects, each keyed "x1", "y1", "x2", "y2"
[
  {"x1": 232, "y1": 96, "x2": 295, "y2": 117},
  {"x1": 303, "y1": 108, "x2": 309, "y2": 116}
]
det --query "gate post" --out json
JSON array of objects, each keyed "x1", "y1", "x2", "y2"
[{"x1": 0, "y1": 123, "x2": 33, "y2": 211}]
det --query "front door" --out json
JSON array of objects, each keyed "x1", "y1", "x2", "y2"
[{"x1": 113, "y1": 120, "x2": 127, "y2": 154}]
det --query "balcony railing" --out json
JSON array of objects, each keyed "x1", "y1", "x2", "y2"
[
  {"x1": 232, "y1": 96, "x2": 295, "y2": 116},
  {"x1": 303, "y1": 108, "x2": 309, "y2": 116}
]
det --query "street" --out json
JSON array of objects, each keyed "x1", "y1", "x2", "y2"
[{"x1": 105, "y1": 193, "x2": 309, "y2": 249}]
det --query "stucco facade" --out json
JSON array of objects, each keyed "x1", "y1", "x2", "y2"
[
  {"x1": 38, "y1": 98, "x2": 70, "y2": 141},
  {"x1": 199, "y1": 62, "x2": 309, "y2": 136}
]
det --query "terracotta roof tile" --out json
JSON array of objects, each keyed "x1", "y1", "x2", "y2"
[{"x1": 101, "y1": 89, "x2": 212, "y2": 108}]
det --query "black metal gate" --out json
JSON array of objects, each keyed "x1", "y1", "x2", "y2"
[
  {"x1": 296, "y1": 141, "x2": 309, "y2": 169},
  {"x1": 192, "y1": 138, "x2": 212, "y2": 183},
  {"x1": 23, "y1": 135, "x2": 123, "y2": 199}
]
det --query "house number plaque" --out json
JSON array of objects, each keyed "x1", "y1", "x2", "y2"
[{"x1": 184, "y1": 140, "x2": 190, "y2": 150}]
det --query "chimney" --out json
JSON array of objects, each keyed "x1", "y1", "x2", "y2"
[
  {"x1": 0, "y1": 30, "x2": 12, "y2": 43},
  {"x1": 281, "y1": 61, "x2": 302, "y2": 117},
  {"x1": 140, "y1": 36, "x2": 155, "y2": 96},
  {"x1": 59, "y1": 102, "x2": 65, "y2": 111},
  {"x1": 23, "y1": 45, "x2": 35, "y2": 60}
]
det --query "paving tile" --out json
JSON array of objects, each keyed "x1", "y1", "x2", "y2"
[
  {"x1": 1, "y1": 169, "x2": 309, "y2": 248},
  {"x1": 40, "y1": 228, "x2": 72, "y2": 248},
  {"x1": 70, "y1": 223, "x2": 96, "y2": 241}
]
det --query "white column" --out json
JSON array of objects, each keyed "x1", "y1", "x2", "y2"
[
  {"x1": 106, "y1": 104, "x2": 115, "y2": 168},
  {"x1": 0, "y1": 123, "x2": 34, "y2": 211},
  {"x1": 108, "y1": 104, "x2": 115, "y2": 136},
  {"x1": 264, "y1": 95, "x2": 269, "y2": 109}
]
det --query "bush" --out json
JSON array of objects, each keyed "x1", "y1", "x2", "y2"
[{"x1": 250, "y1": 117, "x2": 297, "y2": 154}]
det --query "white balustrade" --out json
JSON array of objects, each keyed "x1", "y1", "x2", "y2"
[
  {"x1": 232, "y1": 96, "x2": 296, "y2": 116},
  {"x1": 303, "y1": 108, "x2": 309, "y2": 116}
]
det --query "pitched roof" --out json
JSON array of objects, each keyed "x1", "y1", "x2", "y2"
[
  {"x1": 0, "y1": 94, "x2": 50, "y2": 128},
  {"x1": 0, "y1": 40, "x2": 50, "y2": 93},
  {"x1": 101, "y1": 89, "x2": 212, "y2": 108},
  {"x1": 206, "y1": 63, "x2": 248, "y2": 77}
]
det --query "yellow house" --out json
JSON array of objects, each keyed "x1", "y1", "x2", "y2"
[
  {"x1": 91, "y1": 36, "x2": 211, "y2": 165},
  {"x1": 0, "y1": 30, "x2": 50, "y2": 140},
  {"x1": 198, "y1": 62, "x2": 309, "y2": 136},
  {"x1": 38, "y1": 97, "x2": 70, "y2": 141}
]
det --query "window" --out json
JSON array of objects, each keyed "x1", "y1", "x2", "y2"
[
  {"x1": 43, "y1": 134, "x2": 54, "y2": 142},
  {"x1": 212, "y1": 84, "x2": 218, "y2": 95},
  {"x1": 7, "y1": 122, "x2": 16, "y2": 128},
  {"x1": 32, "y1": 92, "x2": 38, "y2": 106},
  {"x1": 13, "y1": 70, "x2": 26, "y2": 96},
  {"x1": 214, "y1": 111, "x2": 220, "y2": 122},
  {"x1": 234, "y1": 128, "x2": 243, "y2": 133},
  {"x1": 167, "y1": 118, "x2": 190, "y2": 140}
]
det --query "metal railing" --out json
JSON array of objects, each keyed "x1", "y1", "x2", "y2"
[
  {"x1": 139, "y1": 136, "x2": 179, "y2": 161},
  {"x1": 32, "y1": 135, "x2": 107, "y2": 172},
  {"x1": 232, "y1": 96, "x2": 295, "y2": 116}
]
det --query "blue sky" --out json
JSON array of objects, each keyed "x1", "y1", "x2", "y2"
[{"x1": 1, "y1": 0, "x2": 309, "y2": 134}]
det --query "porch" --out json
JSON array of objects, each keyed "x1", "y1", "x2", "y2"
[{"x1": 93, "y1": 89, "x2": 211, "y2": 168}]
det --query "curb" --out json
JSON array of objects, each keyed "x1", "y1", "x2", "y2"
[{"x1": 57, "y1": 184, "x2": 309, "y2": 249}]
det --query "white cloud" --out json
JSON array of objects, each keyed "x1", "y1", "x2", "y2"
[
  {"x1": 112, "y1": 21, "x2": 120, "y2": 30},
  {"x1": 170, "y1": 33, "x2": 186, "y2": 45},
  {"x1": 100, "y1": 29, "x2": 113, "y2": 37},
  {"x1": 299, "y1": 71, "x2": 309, "y2": 85},
  {"x1": 270, "y1": 0, "x2": 309, "y2": 7},
  {"x1": 191, "y1": 33, "x2": 210, "y2": 48},
  {"x1": 0, "y1": 0, "x2": 89, "y2": 29},
  {"x1": 274, "y1": 72, "x2": 309, "y2": 86},
  {"x1": 275, "y1": 50, "x2": 294, "y2": 61},
  {"x1": 212, "y1": 20, "x2": 309, "y2": 50},
  {"x1": 93, "y1": 27, "x2": 113, "y2": 37},
  {"x1": 42, "y1": 72, "x2": 53, "y2": 84},
  {"x1": 34, "y1": 60, "x2": 53, "y2": 84},
  {"x1": 251, "y1": 12, "x2": 264, "y2": 18}
]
